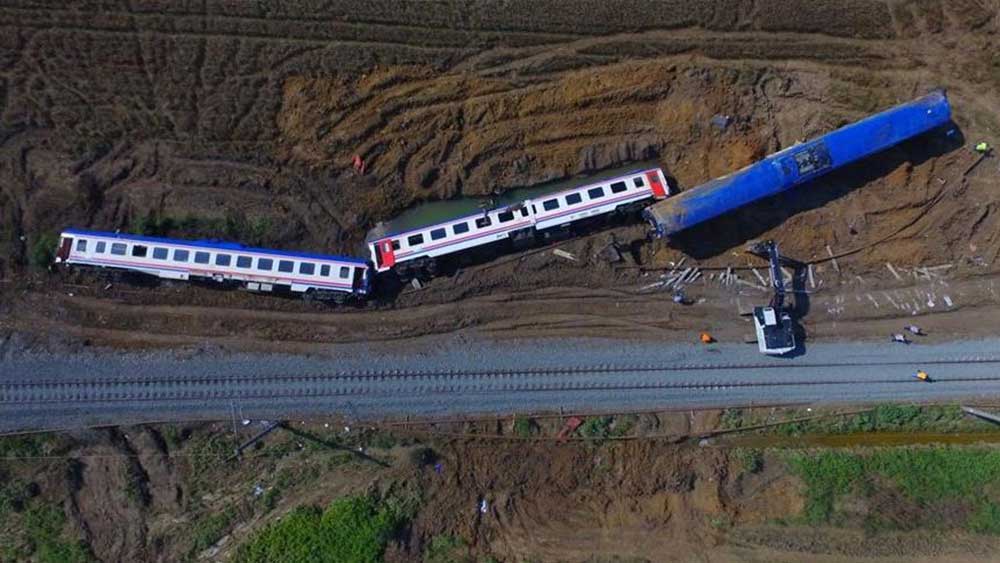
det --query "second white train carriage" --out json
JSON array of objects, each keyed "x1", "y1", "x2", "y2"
[
  {"x1": 54, "y1": 229, "x2": 372, "y2": 301},
  {"x1": 366, "y1": 167, "x2": 673, "y2": 276}
]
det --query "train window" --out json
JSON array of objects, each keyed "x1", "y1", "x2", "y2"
[
  {"x1": 610, "y1": 181, "x2": 627, "y2": 193},
  {"x1": 430, "y1": 228, "x2": 447, "y2": 240},
  {"x1": 475, "y1": 216, "x2": 491, "y2": 229},
  {"x1": 152, "y1": 248, "x2": 168, "y2": 260},
  {"x1": 76, "y1": 239, "x2": 87, "y2": 252},
  {"x1": 542, "y1": 199, "x2": 559, "y2": 211},
  {"x1": 320, "y1": 264, "x2": 331, "y2": 277},
  {"x1": 236, "y1": 256, "x2": 252, "y2": 268},
  {"x1": 498, "y1": 210, "x2": 514, "y2": 223},
  {"x1": 519, "y1": 208, "x2": 529, "y2": 217},
  {"x1": 339, "y1": 266, "x2": 350, "y2": 279},
  {"x1": 453, "y1": 222, "x2": 470, "y2": 234},
  {"x1": 407, "y1": 233, "x2": 424, "y2": 246},
  {"x1": 194, "y1": 251, "x2": 210, "y2": 264},
  {"x1": 95, "y1": 241, "x2": 106, "y2": 253},
  {"x1": 633, "y1": 176, "x2": 645, "y2": 187},
  {"x1": 257, "y1": 258, "x2": 273, "y2": 271},
  {"x1": 173, "y1": 249, "x2": 189, "y2": 262},
  {"x1": 391, "y1": 240, "x2": 401, "y2": 251},
  {"x1": 215, "y1": 254, "x2": 231, "y2": 267},
  {"x1": 565, "y1": 193, "x2": 582, "y2": 205},
  {"x1": 111, "y1": 243, "x2": 127, "y2": 255},
  {"x1": 299, "y1": 262, "x2": 315, "y2": 275},
  {"x1": 278, "y1": 260, "x2": 294, "y2": 273},
  {"x1": 131, "y1": 245, "x2": 148, "y2": 257}
]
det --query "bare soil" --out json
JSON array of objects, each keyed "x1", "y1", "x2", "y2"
[
  {"x1": 2, "y1": 3, "x2": 1000, "y2": 561},
  {"x1": 1, "y1": 0, "x2": 1000, "y2": 351},
  {"x1": 5, "y1": 409, "x2": 1000, "y2": 563}
]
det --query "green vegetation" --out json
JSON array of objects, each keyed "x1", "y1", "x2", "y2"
[
  {"x1": 578, "y1": 416, "x2": 612, "y2": 441},
  {"x1": 777, "y1": 405, "x2": 970, "y2": 436},
  {"x1": 0, "y1": 434, "x2": 57, "y2": 460},
  {"x1": 190, "y1": 508, "x2": 236, "y2": 554},
  {"x1": 423, "y1": 535, "x2": 469, "y2": 563},
  {"x1": 0, "y1": 478, "x2": 28, "y2": 518},
  {"x1": 611, "y1": 414, "x2": 638, "y2": 437},
  {"x1": 187, "y1": 433, "x2": 232, "y2": 478},
  {"x1": 130, "y1": 211, "x2": 275, "y2": 246},
  {"x1": 29, "y1": 233, "x2": 59, "y2": 269},
  {"x1": 969, "y1": 502, "x2": 1000, "y2": 535},
  {"x1": 732, "y1": 448, "x2": 764, "y2": 475},
  {"x1": 21, "y1": 503, "x2": 94, "y2": 563},
  {"x1": 513, "y1": 417, "x2": 535, "y2": 438},
  {"x1": 789, "y1": 447, "x2": 1000, "y2": 532},
  {"x1": 234, "y1": 495, "x2": 407, "y2": 563},
  {"x1": 721, "y1": 404, "x2": 979, "y2": 436}
]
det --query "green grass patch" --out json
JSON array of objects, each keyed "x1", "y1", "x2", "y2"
[
  {"x1": 22, "y1": 503, "x2": 94, "y2": 563},
  {"x1": 130, "y1": 211, "x2": 275, "y2": 246},
  {"x1": 513, "y1": 417, "x2": 535, "y2": 438},
  {"x1": 423, "y1": 534, "x2": 469, "y2": 563},
  {"x1": 190, "y1": 508, "x2": 235, "y2": 554},
  {"x1": 789, "y1": 447, "x2": 1000, "y2": 532},
  {"x1": 29, "y1": 233, "x2": 58, "y2": 270},
  {"x1": 0, "y1": 434, "x2": 51, "y2": 458},
  {"x1": 234, "y1": 495, "x2": 407, "y2": 563},
  {"x1": 775, "y1": 405, "x2": 974, "y2": 436},
  {"x1": 732, "y1": 448, "x2": 764, "y2": 475},
  {"x1": 578, "y1": 417, "x2": 612, "y2": 440}
]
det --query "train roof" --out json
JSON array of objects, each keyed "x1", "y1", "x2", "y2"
[
  {"x1": 366, "y1": 164, "x2": 662, "y2": 242},
  {"x1": 61, "y1": 229, "x2": 368, "y2": 264}
]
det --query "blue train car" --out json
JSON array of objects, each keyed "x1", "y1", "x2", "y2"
[{"x1": 643, "y1": 91, "x2": 952, "y2": 237}]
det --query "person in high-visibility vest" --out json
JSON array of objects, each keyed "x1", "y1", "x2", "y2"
[
  {"x1": 975, "y1": 142, "x2": 991, "y2": 153},
  {"x1": 700, "y1": 332, "x2": 714, "y2": 344}
]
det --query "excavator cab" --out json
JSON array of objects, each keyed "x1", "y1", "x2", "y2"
[{"x1": 748, "y1": 241, "x2": 796, "y2": 355}]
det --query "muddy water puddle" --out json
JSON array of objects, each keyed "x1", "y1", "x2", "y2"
[{"x1": 720, "y1": 431, "x2": 1000, "y2": 448}]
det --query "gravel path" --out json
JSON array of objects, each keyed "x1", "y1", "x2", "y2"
[{"x1": 3, "y1": 336, "x2": 1000, "y2": 432}]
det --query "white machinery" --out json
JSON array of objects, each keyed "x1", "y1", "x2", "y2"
[{"x1": 749, "y1": 241, "x2": 796, "y2": 355}]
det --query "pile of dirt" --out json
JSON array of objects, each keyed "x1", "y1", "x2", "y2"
[
  {"x1": 5, "y1": 410, "x2": 1000, "y2": 562},
  {"x1": 1, "y1": 0, "x2": 998, "y2": 268}
]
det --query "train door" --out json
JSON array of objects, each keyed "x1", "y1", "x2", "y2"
[
  {"x1": 56, "y1": 236, "x2": 73, "y2": 262},
  {"x1": 352, "y1": 266, "x2": 368, "y2": 294},
  {"x1": 375, "y1": 239, "x2": 395, "y2": 269},
  {"x1": 647, "y1": 171, "x2": 668, "y2": 199}
]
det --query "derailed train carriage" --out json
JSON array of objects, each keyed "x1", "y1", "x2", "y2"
[
  {"x1": 53, "y1": 167, "x2": 672, "y2": 298},
  {"x1": 643, "y1": 90, "x2": 953, "y2": 237},
  {"x1": 54, "y1": 229, "x2": 373, "y2": 302},
  {"x1": 366, "y1": 167, "x2": 673, "y2": 280}
]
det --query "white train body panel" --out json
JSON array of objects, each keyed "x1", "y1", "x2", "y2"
[
  {"x1": 55, "y1": 229, "x2": 372, "y2": 297},
  {"x1": 367, "y1": 167, "x2": 672, "y2": 272}
]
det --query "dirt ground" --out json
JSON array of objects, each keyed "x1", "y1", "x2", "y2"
[
  {"x1": 4, "y1": 408, "x2": 1000, "y2": 563},
  {"x1": 1, "y1": 0, "x2": 1000, "y2": 351},
  {"x1": 3, "y1": 3, "x2": 1000, "y2": 562}
]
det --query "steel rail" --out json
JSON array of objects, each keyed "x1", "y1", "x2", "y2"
[
  {"x1": 5, "y1": 375, "x2": 1000, "y2": 404},
  {"x1": 6, "y1": 356, "x2": 1000, "y2": 387}
]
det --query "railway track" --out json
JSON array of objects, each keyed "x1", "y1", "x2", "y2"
[
  {"x1": 10, "y1": 356, "x2": 1000, "y2": 386},
  {"x1": 6, "y1": 358, "x2": 1000, "y2": 404}
]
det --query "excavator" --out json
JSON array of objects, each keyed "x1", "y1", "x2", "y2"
[{"x1": 746, "y1": 240, "x2": 796, "y2": 355}]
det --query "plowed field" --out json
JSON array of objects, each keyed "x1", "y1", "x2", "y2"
[{"x1": 1, "y1": 0, "x2": 999, "y2": 346}]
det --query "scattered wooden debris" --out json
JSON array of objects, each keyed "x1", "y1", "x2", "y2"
[
  {"x1": 807, "y1": 264, "x2": 816, "y2": 289},
  {"x1": 886, "y1": 262, "x2": 902, "y2": 281},
  {"x1": 826, "y1": 245, "x2": 840, "y2": 272},
  {"x1": 553, "y1": 249, "x2": 577, "y2": 261}
]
